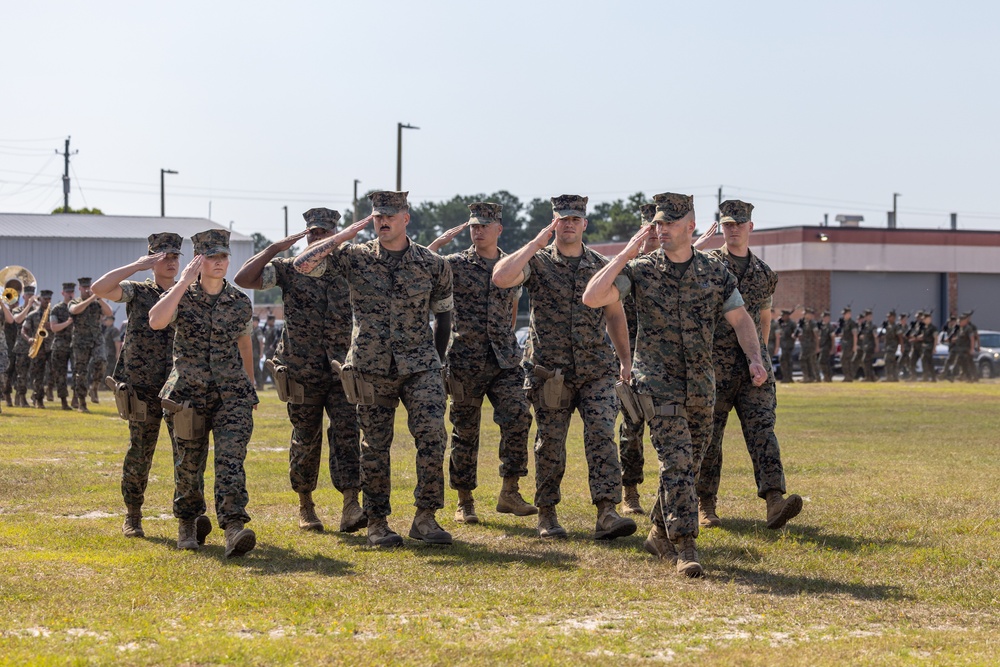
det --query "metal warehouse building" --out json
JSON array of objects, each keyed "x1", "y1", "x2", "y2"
[
  {"x1": 0, "y1": 213, "x2": 255, "y2": 325},
  {"x1": 592, "y1": 224, "x2": 1000, "y2": 330}
]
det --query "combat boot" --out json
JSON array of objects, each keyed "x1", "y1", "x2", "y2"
[
  {"x1": 409, "y1": 508, "x2": 453, "y2": 545},
  {"x1": 177, "y1": 517, "x2": 199, "y2": 550},
  {"x1": 594, "y1": 499, "x2": 637, "y2": 541},
  {"x1": 698, "y1": 496, "x2": 722, "y2": 528},
  {"x1": 536, "y1": 505, "x2": 567, "y2": 539},
  {"x1": 621, "y1": 485, "x2": 644, "y2": 515},
  {"x1": 338, "y1": 488, "x2": 367, "y2": 533},
  {"x1": 71, "y1": 394, "x2": 78, "y2": 409},
  {"x1": 61, "y1": 396, "x2": 71, "y2": 411},
  {"x1": 224, "y1": 522, "x2": 256, "y2": 558},
  {"x1": 89, "y1": 382, "x2": 99, "y2": 403},
  {"x1": 765, "y1": 490, "x2": 803, "y2": 529},
  {"x1": 122, "y1": 506, "x2": 144, "y2": 538},
  {"x1": 46, "y1": 386, "x2": 54, "y2": 402},
  {"x1": 496, "y1": 476, "x2": 537, "y2": 516},
  {"x1": 297, "y1": 491, "x2": 323, "y2": 532},
  {"x1": 643, "y1": 523, "x2": 677, "y2": 564},
  {"x1": 15, "y1": 391, "x2": 27, "y2": 408},
  {"x1": 33, "y1": 393, "x2": 45, "y2": 409},
  {"x1": 366, "y1": 515, "x2": 403, "y2": 548},
  {"x1": 454, "y1": 489, "x2": 479, "y2": 525},
  {"x1": 674, "y1": 535, "x2": 704, "y2": 578},
  {"x1": 3, "y1": 393, "x2": 11, "y2": 408},
  {"x1": 78, "y1": 396, "x2": 89, "y2": 413},
  {"x1": 195, "y1": 515, "x2": 212, "y2": 545}
]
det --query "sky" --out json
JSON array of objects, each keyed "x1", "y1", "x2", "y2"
[{"x1": 2, "y1": 1, "x2": 999, "y2": 243}]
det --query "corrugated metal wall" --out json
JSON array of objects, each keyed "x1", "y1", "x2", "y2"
[
  {"x1": 957, "y1": 273, "x2": 1000, "y2": 331},
  {"x1": 830, "y1": 271, "x2": 943, "y2": 323},
  {"x1": 1, "y1": 238, "x2": 254, "y2": 326}
]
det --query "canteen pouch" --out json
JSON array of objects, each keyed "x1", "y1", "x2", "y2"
[
  {"x1": 615, "y1": 380, "x2": 643, "y2": 424},
  {"x1": 162, "y1": 399, "x2": 206, "y2": 441},
  {"x1": 266, "y1": 360, "x2": 290, "y2": 402}
]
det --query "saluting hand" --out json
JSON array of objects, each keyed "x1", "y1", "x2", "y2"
[
  {"x1": 533, "y1": 221, "x2": 556, "y2": 250},
  {"x1": 134, "y1": 253, "x2": 164, "y2": 271},
  {"x1": 621, "y1": 225, "x2": 656, "y2": 261},
  {"x1": 429, "y1": 222, "x2": 469, "y2": 252},
  {"x1": 273, "y1": 230, "x2": 309, "y2": 253},
  {"x1": 693, "y1": 221, "x2": 719, "y2": 249},
  {"x1": 343, "y1": 214, "x2": 374, "y2": 241},
  {"x1": 178, "y1": 255, "x2": 204, "y2": 287}
]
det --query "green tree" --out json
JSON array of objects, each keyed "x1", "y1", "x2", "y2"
[
  {"x1": 249, "y1": 232, "x2": 282, "y2": 304},
  {"x1": 51, "y1": 206, "x2": 103, "y2": 214}
]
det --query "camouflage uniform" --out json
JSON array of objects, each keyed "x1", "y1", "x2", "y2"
[
  {"x1": 11, "y1": 308, "x2": 34, "y2": 397},
  {"x1": 777, "y1": 316, "x2": 797, "y2": 383},
  {"x1": 799, "y1": 316, "x2": 819, "y2": 382},
  {"x1": 309, "y1": 236, "x2": 453, "y2": 520},
  {"x1": 882, "y1": 318, "x2": 902, "y2": 381},
  {"x1": 617, "y1": 247, "x2": 744, "y2": 540},
  {"x1": 160, "y1": 277, "x2": 257, "y2": 530},
  {"x1": 87, "y1": 324, "x2": 109, "y2": 393},
  {"x1": 442, "y1": 246, "x2": 530, "y2": 491},
  {"x1": 840, "y1": 316, "x2": 858, "y2": 381},
  {"x1": 23, "y1": 305, "x2": 53, "y2": 402},
  {"x1": 48, "y1": 297, "x2": 74, "y2": 399},
  {"x1": 2, "y1": 314, "x2": 17, "y2": 402},
  {"x1": 114, "y1": 277, "x2": 177, "y2": 510},
  {"x1": 854, "y1": 316, "x2": 877, "y2": 381},
  {"x1": 70, "y1": 293, "x2": 103, "y2": 403},
  {"x1": 250, "y1": 321, "x2": 264, "y2": 388},
  {"x1": 898, "y1": 318, "x2": 912, "y2": 379},
  {"x1": 619, "y1": 288, "x2": 647, "y2": 487},
  {"x1": 955, "y1": 319, "x2": 978, "y2": 381},
  {"x1": 696, "y1": 246, "x2": 786, "y2": 511},
  {"x1": 818, "y1": 317, "x2": 836, "y2": 382},
  {"x1": 261, "y1": 257, "x2": 360, "y2": 496},
  {"x1": 920, "y1": 321, "x2": 938, "y2": 381},
  {"x1": 908, "y1": 320, "x2": 925, "y2": 381},
  {"x1": 518, "y1": 243, "x2": 623, "y2": 508}
]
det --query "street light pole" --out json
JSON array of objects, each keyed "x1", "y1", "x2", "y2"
[
  {"x1": 160, "y1": 169, "x2": 178, "y2": 217},
  {"x1": 892, "y1": 192, "x2": 900, "y2": 229},
  {"x1": 396, "y1": 122, "x2": 419, "y2": 191},
  {"x1": 353, "y1": 179, "x2": 361, "y2": 222}
]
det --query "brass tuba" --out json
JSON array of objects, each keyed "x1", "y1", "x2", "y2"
[{"x1": 1, "y1": 265, "x2": 36, "y2": 306}]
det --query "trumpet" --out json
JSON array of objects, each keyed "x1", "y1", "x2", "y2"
[{"x1": 28, "y1": 301, "x2": 51, "y2": 359}]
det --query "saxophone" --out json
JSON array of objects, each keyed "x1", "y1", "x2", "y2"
[{"x1": 28, "y1": 302, "x2": 51, "y2": 359}]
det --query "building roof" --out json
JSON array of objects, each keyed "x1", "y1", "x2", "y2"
[{"x1": 0, "y1": 212, "x2": 252, "y2": 241}]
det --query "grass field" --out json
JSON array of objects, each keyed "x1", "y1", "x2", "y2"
[{"x1": 1, "y1": 381, "x2": 999, "y2": 666}]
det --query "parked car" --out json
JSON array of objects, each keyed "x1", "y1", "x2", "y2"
[
  {"x1": 515, "y1": 326, "x2": 530, "y2": 352},
  {"x1": 931, "y1": 329, "x2": 1000, "y2": 379}
]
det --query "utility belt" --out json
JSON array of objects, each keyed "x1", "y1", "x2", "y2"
[
  {"x1": 264, "y1": 360, "x2": 324, "y2": 405},
  {"x1": 104, "y1": 377, "x2": 160, "y2": 424},
  {"x1": 330, "y1": 361, "x2": 399, "y2": 409},
  {"x1": 614, "y1": 380, "x2": 687, "y2": 422},
  {"x1": 160, "y1": 397, "x2": 207, "y2": 441},
  {"x1": 442, "y1": 366, "x2": 483, "y2": 407},
  {"x1": 532, "y1": 365, "x2": 573, "y2": 410}
]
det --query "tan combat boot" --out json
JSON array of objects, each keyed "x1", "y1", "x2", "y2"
[
  {"x1": 409, "y1": 508, "x2": 453, "y2": 545},
  {"x1": 536, "y1": 505, "x2": 567, "y2": 539},
  {"x1": 496, "y1": 476, "x2": 538, "y2": 516},
  {"x1": 71, "y1": 394, "x2": 78, "y2": 409},
  {"x1": 78, "y1": 396, "x2": 89, "y2": 413},
  {"x1": 765, "y1": 490, "x2": 803, "y2": 529},
  {"x1": 621, "y1": 485, "x2": 644, "y2": 515},
  {"x1": 33, "y1": 393, "x2": 45, "y2": 409},
  {"x1": 643, "y1": 523, "x2": 677, "y2": 564},
  {"x1": 177, "y1": 517, "x2": 199, "y2": 550},
  {"x1": 195, "y1": 515, "x2": 212, "y2": 545},
  {"x1": 673, "y1": 535, "x2": 704, "y2": 578},
  {"x1": 454, "y1": 489, "x2": 479, "y2": 525},
  {"x1": 366, "y1": 515, "x2": 403, "y2": 548},
  {"x1": 61, "y1": 396, "x2": 71, "y2": 411},
  {"x1": 46, "y1": 386, "x2": 54, "y2": 402},
  {"x1": 594, "y1": 499, "x2": 637, "y2": 541},
  {"x1": 122, "y1": 505, "x2": 144, "y2": 538},
  {"x1": 338, "y1": 488, "x2": 367, "y2": 533},
  {"x1": 698, "y1": 496, "x2": 722, "y2": 528},
  {"x1": 89, "y1": 382, "x2": 99, "y2": 403},
  {"x1": 224, "y1": 522, "x2": 256, "y2": 558},
  {"x1": 297, "y1": 491, "x2": 323, "y2": 532},
  {"x1": 15, "y1": 391, "x2": 27, "y2": 408}
]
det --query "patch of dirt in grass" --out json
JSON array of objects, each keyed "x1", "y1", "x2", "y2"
[{"x1": 57, "y1": 510, "x2": 116, "y2": 519}]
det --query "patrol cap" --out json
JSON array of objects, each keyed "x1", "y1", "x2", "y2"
[
  {"x1": 369, "y1": 191, "x2": 409, "y2": 216},
  {"x1": 960, "y1": 310, "x2": 974, "y2": 319},
  {"x1": 61, "y1": 282, "x2": 76, "y2": 292},
  {"x1": 551, "y1": 194, "x2": 588, "y2": 219},
  {"x1": 841, "y1": 306, "x2": 852, "y2": 314},
  {"x1": 148, "y1": 232, "x2": 183, "y2": 255},
  {"x1": 862, "y1": 308, "x2": 872, "y2": 316},
  {"x1": 887, "y1": 309, "x2": 897, "y2": 316},
  {"x1": 191, "y1": 229, "x2": 231, "y2": 256},
  {"x1": 804, "y1": 306, "x2": 815, "y2": 314},
  {"x1": 821, "y1": 310, "x2": 830, "y2": 317},
  {"x1": 719, "y1": 199, "x2": 754, "y2": 224},
  {"x1": 639, "y1": 203, "x2": 656, "y2": 225},
  {"x1": 468, "y1": 201, "x2": 502, "y2": 226},
  {"x1": 39, "y1": 289, "x2": 53, "y2": 298},
  {"x1": 780, "y1": 307, "x2": 793, "y2": 315},
  {"x1": 23, "y1": 284, "x2": 37, "y2": 294},
  {"x1": 302, "y1": 208, "x2": 341, "y2": 231},
  {"x1": 913, "y1": 309, "x2": 924, "y2": 317},
  {"x1": 652, "y1": 192, "x2": 694, "y2": 222}
]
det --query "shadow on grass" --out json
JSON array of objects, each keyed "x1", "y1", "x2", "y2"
[
  {"x1": 718, "y1": 518, "x2": 909, "y2": 551},
  {"x1": 715, "y1": 563, "x2": 912, "y2": 601},
  {"x1": 144, "y1": 535, "x2": 356, "y2": 576}
]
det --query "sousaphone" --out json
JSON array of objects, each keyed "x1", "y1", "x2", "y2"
[{"x1": 1, "y1": 265, "x2": 36, "y2": 306}]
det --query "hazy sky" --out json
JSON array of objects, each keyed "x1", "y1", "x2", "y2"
[{"x1": 3, "y1": 1, "x2": 999, "y2": 243}]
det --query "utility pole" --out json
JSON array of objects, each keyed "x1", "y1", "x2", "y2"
[
  {"x1": 56, "y1": 136, "x2": 78, "y2": 211},
  {"x1": 396, "y1": 122, "x2": 419, "y2": 191},
  {"x1": 353, "y1": 178, "x2": 361, "y2": 222},
  {"x1": 160, "y1": 169, "x2": 178, "y2": 217},
  {"x1": 889, "y1": 192, "x2": 900, "y2": 229},
  {"x1": 715, "y1": 185, "x2": 723, "y2": 229},
  {"x1": 282, "y1": 206, "x2": 289, "y2": 257}
]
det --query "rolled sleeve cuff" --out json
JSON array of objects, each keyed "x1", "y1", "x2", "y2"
[
  {"x1": 116, "y1": 281, "x2": 135, "y2": 304},
  {"x1": 722, "y1": 288, "x2": 745, "y2": 314},
  {"x1": 431, "y1": 295, "x2": 454, "y2": 314},
  {"x1": 260, "y1": 263, "x2": 278, "y2": 290}
]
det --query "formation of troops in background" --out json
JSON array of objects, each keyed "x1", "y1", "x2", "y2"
[{"x1": 771, "y1": 305, "x2": 982, "y2": 383}]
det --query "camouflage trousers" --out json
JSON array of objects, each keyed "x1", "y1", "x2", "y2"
[
  {"x1": 49, "y1": 345, "x2": 72, "y2": 398},
  {"x1": 883, "y1": 346, "x2": 899, "y2": 381},
  {"x1": 800, "y1": 348, "x2": 819, "y2": 382},
  {"x1": 942, "y1": 349, "x2": 959, "y2": 379},
  {"x1": 88, "y1": 356, "x2": 106, "y2": 389},
  {"x1": 447, "y1": 361, "x2": 531, "y2": 491},
  {"x1": 357, "y1": 369, "x2": 447, "y2": 519},
  {"x1": 957, "y1": 351, "x2": 977, "y2": 381},
  {"x1": 854, "y1": 347, "x2": 876, "y2": 381},
  {"x1": 779, "y1": 344, "x2": 795, "y2": 382},
  {"x1": 840, "y1": 346, "x2": 855, "y2": 381},
  {"x1": 172, "y1": 391, "x2": 253, "y2": 529},
  {"x1": 920, "y1": 346, "x2": 937, "y2": 381},
  {"x1": 71, "y1": 338, "x2": 96, "y2": 399},
  {"x1": 12, "y1": 350, "x2": 30, "y2": 393},
  {"x1": 649, "y1": 403, "x2": 714, "y2": 541},
  {"x1": 696, "y1": 371, "x2": 786, "y2": 504},
  {"x1": 122, "y1": 388, "x2": 175, "y2": 508},
  {"x1": 819, "y1": 349, "x2": 834, "y2": 382},
  {"x1": 0, "y1": 343, "x2": 7, "y2": 377},
  {"x1": 619, "y1": 410, "x2": 647, "y2": 487},
  {"x1": 28, "y1": 348, "x2": 50, "y2": 398},
  {"x1": 908, "y1": 344, "x2": 923, "y2": 379},
  {"x1": 528, "y1": 375, "x2": 622, "y2": 508},
  {"x1": 287, "y1": 379, "x2": 361, "y2": 494}
]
